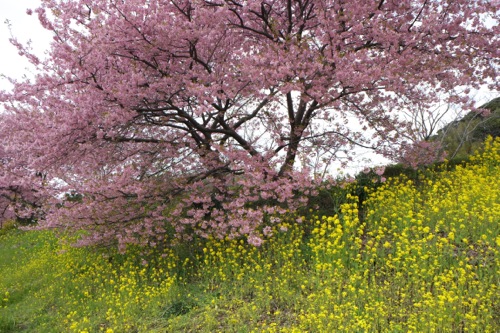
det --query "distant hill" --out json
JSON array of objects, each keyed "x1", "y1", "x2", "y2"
[{"x1": 434, "y1": 97, "x2": 500, "y2": 159}]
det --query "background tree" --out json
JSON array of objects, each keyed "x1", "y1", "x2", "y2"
[{"x1": 0, "y1": 0, "x2": 498, "y2": 247}]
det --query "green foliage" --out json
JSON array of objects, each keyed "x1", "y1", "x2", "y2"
[{"x1": 0, "y1": 220, "x2": 18, "y2": 236}]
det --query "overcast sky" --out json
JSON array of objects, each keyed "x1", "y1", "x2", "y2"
[{"x1": 0, "y1": 0, "x2": 52, "y2": 90}]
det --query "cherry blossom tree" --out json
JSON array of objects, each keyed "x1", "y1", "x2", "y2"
[
  {"x1": 0, "y1": 135, "x2": 45, "y2": 228},
  {"x1": 0, "y1": 0, "x2": 498, "y2": 247}
]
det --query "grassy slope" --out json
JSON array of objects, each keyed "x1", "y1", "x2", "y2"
[{"x1": 1, "y1": 137, "x2": 499, "y2": 333}]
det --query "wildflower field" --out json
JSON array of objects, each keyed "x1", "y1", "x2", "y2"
[{"x1": 1, "y1": 137, "x2": 499, "y2": 333}]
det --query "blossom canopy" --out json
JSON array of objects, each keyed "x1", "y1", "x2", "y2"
[{"x1": 0, "y1": 0, "x2": 498, "y2": 247}]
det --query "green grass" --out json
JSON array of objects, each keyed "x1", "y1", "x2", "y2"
[{"x1": 1, "y1": 137, "x2": 499, "y2": 333}]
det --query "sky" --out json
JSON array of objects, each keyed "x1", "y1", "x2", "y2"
[{"x1": 0, "y1": 0, "x2": 52, "y2": 90}]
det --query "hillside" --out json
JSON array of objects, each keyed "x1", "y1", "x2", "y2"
[
  {"x1": 1, "y1": 137, "x2": 499, "y2": 332},
  {"x1": 434, "y1": 97, "x2": 500, "y2": 159}
]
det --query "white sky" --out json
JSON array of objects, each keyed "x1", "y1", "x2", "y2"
[{"x1": 0, "y1": 0, "x2": 51, "y2": 90}]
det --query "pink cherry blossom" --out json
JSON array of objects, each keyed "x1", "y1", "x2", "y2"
[{"x1": 0, "y1": 0, "x2": 498, "y2": 247}]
